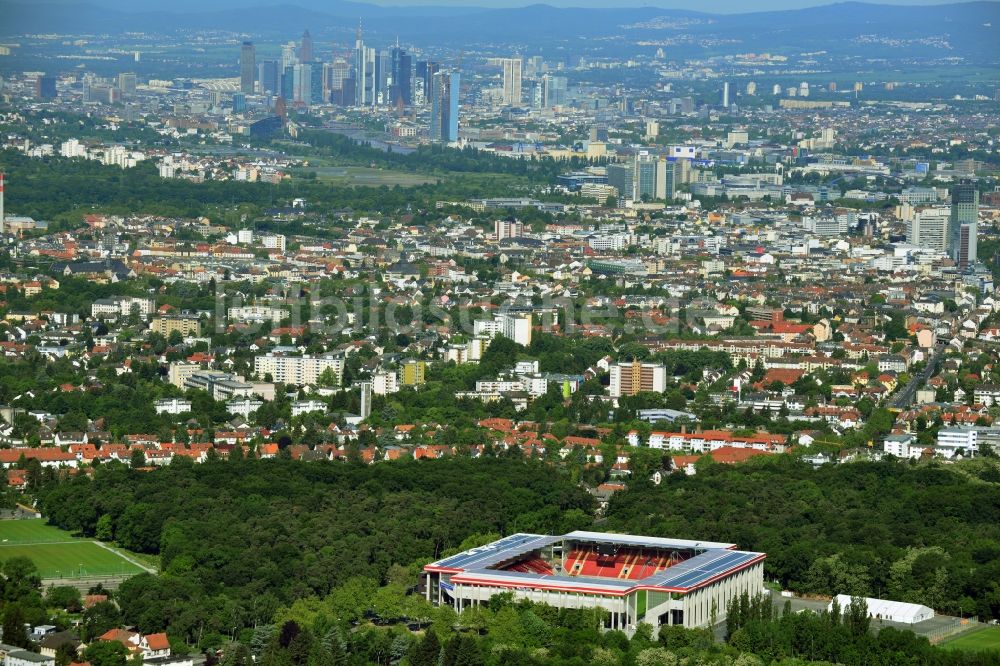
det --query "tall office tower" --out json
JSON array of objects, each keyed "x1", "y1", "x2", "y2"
[
  {"x1": 526, "y1": 55, "x2": 544, "y2": 76},
  {"x1": 375, "y1": 50, "x2": 391, "y2": 104},
  {"x1": 258, "y1": 60, "x2": 279, "y2": 96},
  {"x1": 281, "y1": 42, "x2": 298, "y2": 70},
  {"x1": 745, "y1": 81, "x2": 757, "y2": 96},
  {"x1": 415, "y1": 60, "x2": 438, "y2": 105},
  {"x1": 500, "y1": 57, "x2": 522, "y2": 106},
  {"x1": 389, "y1": 46, "x2": 412, "y2": 107},
  {"x1": 907, "y1": 207, "x2": 948, "y2": 252},
  {"x1": 444, "y1": 71, "x2": 460, "y2": 142},
  {"x1": 310, "y1": 65, "x2": 324, "y2": 105},
  {"x1": 339, "y1": 76, "x2": 356, "y2": 107},
  {"x1": 240, "y1": 41, "x2": 256, "y2": 94},
  {"x1": 81, "y1": 74, "x2": 94, "y2": 104},
  {"x1": 117, "y1": 72, "x2": 137, "y2": 96},
  {"x1": 430, "y1": 70, "x2": 460, "y2": 142},
  {"x1": 429, "y1": 71, "x2": 443, "y2": 140},
  {"x1": 633, "y1": 154, "x2": 658, "y2": 201},
  {"x1": 799, "y1": 81, "x2": 810, "y2": 97},
  {"x1": 354, "y1": 23, "x2": 365, "y2": 105},
  {"x1": 658, "y1": 159, "x2": 678, "y2": 201},
  {"x1": 299, "y1": 29, "x2": 314, "y2": 63},
  {"x1": 323, "y1": 60, "x2": 349, "y2": 103},
  {"x1": 542, "y1": 74, "x2": 568, "y2": 107},
  {"x1": 606, "y1": 163, "x2": 632, "y2": 201},
  {"x1": 281, "y1": 65, "x2": 295, "y2": 101},
  {"x1": 232, "y1": 92, "x2": 247, "y2": 113},
  {"x1": 292, "y1": 63, "x2": 312, "y2": 104},
  {"x1": 35, "y1": 75, "x2": 57, "y2": 99},
  {"x1": 720, "y1": 81, "x2": 731, "y2": 108},
  {"x1": 353, "y1": 26, "x2": 376, "y2": 107},
  {"x1": 949, "y1": 179, "x2": 979, "y2": 270}
]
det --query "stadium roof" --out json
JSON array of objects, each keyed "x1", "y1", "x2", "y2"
[{"x1": 425, "y1": 531, "x2": 765, "y2": 596}]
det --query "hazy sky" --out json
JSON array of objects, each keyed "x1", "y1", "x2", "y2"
[
  {"x1": 358, "y1": 0, "x2": 958, "y2": 8},
  {"x1": 85, "y1": 0, "x2": 969, "y2": 11}
]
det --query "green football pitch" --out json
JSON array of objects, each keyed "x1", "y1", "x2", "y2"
[
  {"x1": 0, "y1": 519, "x2": 145, "y2": 578},
  {"x1": 942, "y1": 627, "x2": 1000, "y2": 653}
]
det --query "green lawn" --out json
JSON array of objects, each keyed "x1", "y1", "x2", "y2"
[
  {"x1": 942, "y1": 626, "x2": 1000, "y2": 653},
  {"x1": 0, "y1": 520, "x2": 145, "y2": 578},
  {"x1": 0, "y1": 519, "x2": 80, "y2": 544}
]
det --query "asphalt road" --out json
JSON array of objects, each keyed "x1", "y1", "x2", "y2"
[{"x1": 889, "y1": 341, "x2": 945, "y2": 410}]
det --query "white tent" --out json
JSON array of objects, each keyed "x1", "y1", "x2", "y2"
[{"x1": 828, "y1": 594, "x2": 934, "y2": 625}]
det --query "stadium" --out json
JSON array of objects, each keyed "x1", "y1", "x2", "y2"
[{"x1": 423, "y1": 531, "x2": 766, "y2": 633}]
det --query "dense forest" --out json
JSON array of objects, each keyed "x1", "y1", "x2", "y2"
[
  {"x1": 5, "y1": 451, "x2": 997, "y2": 664},
  {"x1": 36, "y1": 456, "x2": 594, "y2": 639}
]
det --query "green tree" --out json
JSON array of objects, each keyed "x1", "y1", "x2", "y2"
[
  {"x1": 84, "y1": 640, "x2": 129, "y2": 666},
  {"x1": 408, "y1": 630, "x2": 440, "y2": 666}
]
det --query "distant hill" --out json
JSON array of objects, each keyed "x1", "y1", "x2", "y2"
[{"x1": 0, "y1": 0, "x2": 997, "y2": 59}]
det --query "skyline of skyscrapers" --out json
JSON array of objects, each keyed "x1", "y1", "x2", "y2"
[{"x1": 233, "y1": 31, "x2": 476, "y2": 139}]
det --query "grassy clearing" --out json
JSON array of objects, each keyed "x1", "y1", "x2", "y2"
[
  {"x1": 941, "y1": 626, "x2": 1000, "y2": 653},
  {"x1": 0, "y1": 519, "x2": 145, "y2": 578}
]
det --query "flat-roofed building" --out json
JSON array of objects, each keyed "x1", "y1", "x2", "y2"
[
  {"x1": 151, "y1": 315, "x2": 201, "y2": 337},
  {"x1": 610, "y1": 361, "x2": 667, "y2": 398}
]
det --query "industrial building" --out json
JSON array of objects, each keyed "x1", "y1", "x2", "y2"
[{"x1": 423, "y1": 531, "x2": 765, "y2": 633}]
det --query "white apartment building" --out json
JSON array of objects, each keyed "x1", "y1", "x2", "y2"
[
  {"x1": 495, "y1": 219, "x2": 524, "y2": 240},
  {"x1": 226, "y1": 397, "x2": 264, "y2": 417},
  {"x1": 91, "y1": 296, "x2": 156, "y2": 319},
  {"x1": 474, "y1": 313, "x2": 532, "y2": 347},
  {"x1": 291, "y1": 399, "x2": 328, "y2": 416},
  {"x1": 883, "y1": 434, "x2": 921, "y2": 459},
  {"x1": 802, "y1": 211, "x2": 855, "y2": 237},
  {"x1": 154, "y1": 398, "x2": 192, "y2": 415},
  {"x1": 936, "y1": 427, "x2": 978, "y2": 458},
  {"x1": 906, "y1": 207, "x2": 948, "y2": 252},
  {"x1": 372, "y1": 370, "x2": 400, "y2": 396},
  {"x1": 261, "y1": 234, "x2": 287, "y2": 252},
  {"x1": 227, "y1": 305, "x2": 289, "y2": 324},
  {"x1": 184, "y1": 371, "x2": 255, "y2": 401},
  {"x1": 253, "y1": 353, "x2": 344, "y2": 386},
  {"x1": 587, "y1": 234, "x2": 630, "y2": 251}
]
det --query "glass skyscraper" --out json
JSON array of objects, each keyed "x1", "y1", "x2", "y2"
[{"x1": 950, "y1": 179, "x2": 979, "y2": 270}]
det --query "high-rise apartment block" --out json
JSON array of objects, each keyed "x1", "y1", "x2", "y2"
[{"x1": 610, "y1": 361, "x2": 667, "y2": 398}]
